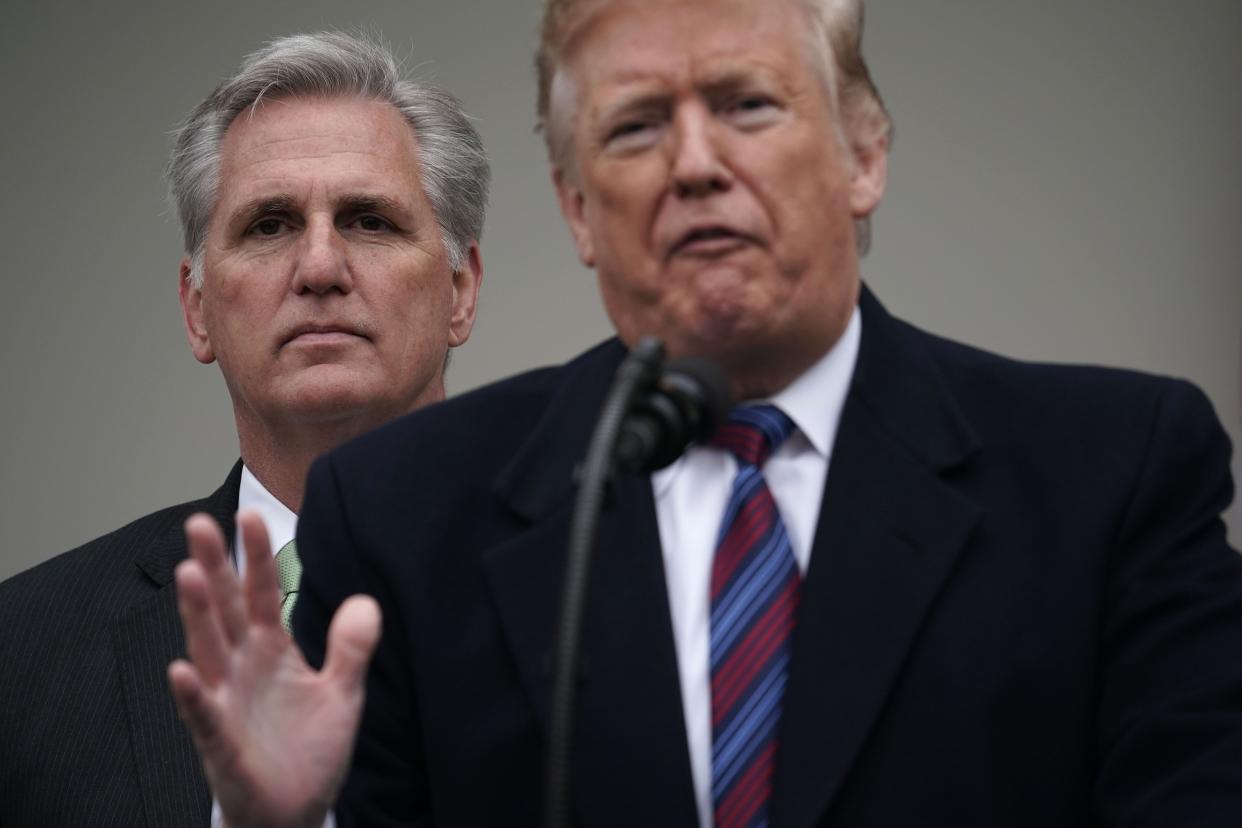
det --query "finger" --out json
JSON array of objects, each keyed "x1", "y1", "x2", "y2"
[
  {"x1": 175, "y1": 559, "x2": 231, "y2": 685},
  {"x1": 185, "y1": 513, "x2": 247, "y2": 645},
  {"x1": 237, "y1": 511, "x2": 282, "y2": 629},
  {"x1": 167, "y1": 658, "x2": 213, "y2": 738},
  {"x1": 168, "y1": 660, "x2": 239, "y2": 774},
  {"x1": 323, "y1": 595, "x2": 382, "y2": 689}
]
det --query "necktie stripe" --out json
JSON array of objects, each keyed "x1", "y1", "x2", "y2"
[
  {"x1": 714, "y1": 469, "x2": 766, "y2": 545},
  {"x1": 710, "y1": 581, "x2": 799, "y2": 725},
  {"x1": 710, "y1": 404, "x2": 799, "y2": 828},
  {"x1": 712, "y1": 505, "x2": 787, "y2": 611},
  {"x1": 710, "y1": 488, "x2": 774, "y2": 598},
  {"x1": 709, "y1": 534, "x2": 793, "y2": 663},
  {"x1": 711, "y1": 567, "x2": 795, "y2": 683},
  {"x1": 711, "y1": 656, "x2": 789, "y2": 790},
  {"x1": 713, "y1": 516, "x2": 788, "y2": 621},
  {"x1": 716, "y1": 741, "x2": 777, "y2": 828}
]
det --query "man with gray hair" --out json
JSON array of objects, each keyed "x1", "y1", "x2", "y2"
[
  {"x1": 0, "y1": 30, "x2": 487, "y2": 827},
  {"x1": 176, "y1": 1, "x2": 1242, "y2": 826}
]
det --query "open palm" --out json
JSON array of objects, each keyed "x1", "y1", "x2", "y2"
[{"x1": 168, "y1": 511, "x2": 380, "y2": 828}]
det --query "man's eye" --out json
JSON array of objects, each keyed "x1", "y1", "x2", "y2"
[
  {"x1": 251, "y1": 218, "x2": 285, "y2": 236},
  {"x1": 354, "y1": 215, "x2": 391, "y2": 232},
  {"x1": 724, "y1": 96, "x2": 780, "y2": 126},
  {"x1": 611, "y1": 121, "x2": 650, "y2": 139},
  {"x1": 605, "y1": 120, "x2": 661, "y2": 152},
  {"x1": 734, "y1": 97, "x2": 770, "y2": 111}
]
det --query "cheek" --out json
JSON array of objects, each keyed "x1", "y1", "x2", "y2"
[
  {"x1": 382, "y1": 273, "x2": 454, "y2": 352},
  {"x1": 764, "y1": 156, "x2": 855, "y2": 256},
  {"x1": 204, "y1": 259, "x2": 273, "y2": 316},
  {"x1": 588, "y1": 163, "x2": 665, "y2": 259}
]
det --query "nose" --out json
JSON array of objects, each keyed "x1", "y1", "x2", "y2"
[
  {"x1": 670, "y1": 106, "x2": 732, "y2": 198},
  {"x1": 291, "y1": 217, "x2": 353, "y2": 295}
]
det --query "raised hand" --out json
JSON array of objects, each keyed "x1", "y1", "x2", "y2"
[{"x1": 168, "y1": 511, "x2": 380, "y2": 828}]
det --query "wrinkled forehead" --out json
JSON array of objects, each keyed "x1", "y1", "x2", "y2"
[{"x1": 211, "y1": 96, "x2": 427, "y2": 218}]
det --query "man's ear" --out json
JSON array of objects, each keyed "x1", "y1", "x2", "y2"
[
  {"x1": 178, "y1": 259, "x2": 216, "y2": 364},
  {"x1": 447, "y1": 242, "x2": 484, "y2": 348},
  {"x1": 849, "y1": 131, "x2": 889, "y2": 218},
  {"x1": 552, "y1": 165, "x2": 596, "y2": 268}
]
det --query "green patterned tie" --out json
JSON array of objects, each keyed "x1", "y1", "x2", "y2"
[{"x1": 275, "y1": 540, "x2": 302, "y2": 632}]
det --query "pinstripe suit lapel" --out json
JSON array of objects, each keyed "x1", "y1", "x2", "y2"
[{"x1": 113, "y1": 462, "x2": 240, "y2": 828}]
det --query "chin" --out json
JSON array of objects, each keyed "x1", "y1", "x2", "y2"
[
  {"x1": 682, "y1": 303, "x2": 776, "y2": 353},
  {"x1": 289, "y1": 399, "x2": 373, "y2": 426},
  {"x1": 283, "y1": 381, "x2": 382, "y2": 422}
]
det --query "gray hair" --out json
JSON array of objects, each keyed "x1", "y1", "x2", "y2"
[
  {"x1": 168, "y1": 31, "x2": 490, "y2": 287},
  {"x1": 535, "y1": 0, "x2": 890, "y2": 253}
]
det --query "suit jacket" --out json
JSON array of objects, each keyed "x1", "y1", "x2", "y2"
[
  {"x1": 295, "y1": 289, "x2": 1242, "y2": 827},
  {"x1": 0, "y1": 463, "x2": 239, "y2": 827}
]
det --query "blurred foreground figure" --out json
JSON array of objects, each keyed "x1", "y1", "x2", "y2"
[
  {"x1": 0, "y1": 31, "x2": 486, "y2": 827},
  {"x1": 175, "y1": 2, "x2": 1242, "y2": 826}
]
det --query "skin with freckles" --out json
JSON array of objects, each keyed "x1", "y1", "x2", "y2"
[
  {"x1": 553, "y1": 0, "x2": 886, "y2": 399},
  {"x1": 179, "y1": 95, "x2": 482, "y2": 509}
]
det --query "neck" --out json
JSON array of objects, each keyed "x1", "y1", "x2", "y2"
[
  {"x1": 725, "y1": 354, "x2": 819, "y2": 402},
  {"x1": 236, "y1": 428, "x2": 345, "y2": 513},
  {"x1": 719, "y1": 322, "x2": 850, "y2": 402}
]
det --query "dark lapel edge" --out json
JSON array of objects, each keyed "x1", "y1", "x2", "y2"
[
  {"x1": 114, "y1": 462, "x2": 241, "y2": 828},
  {"x1": 771, "y1": 289, "x2": 983, "y2": 828},
  {"x1": 482, "y1": 342, "x2": 700, "y2": 826}
]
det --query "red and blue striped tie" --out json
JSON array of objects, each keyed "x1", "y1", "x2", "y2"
[{"x1": 709, "y1": 404, "x2": 799, "y2": 828}]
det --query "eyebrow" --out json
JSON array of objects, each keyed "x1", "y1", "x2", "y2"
[
  {"x1": 594, "y1": 65, "x2": 782, "y2": 126},
  {"x1": 226, "y1": 193, "x2": 410, "y2": 229},
  {"x1": 699, "y1": 69, "x2": 771, "y2": 96},
  {"x1": 229, "y1": 194, "x2": 297, "y2": 229},
  {"x1": 337, "y1": 194, "x2": 407, "y2": 217},
  {"x1": 595, "y1": 91, "x2": 671, "y2": 130}
]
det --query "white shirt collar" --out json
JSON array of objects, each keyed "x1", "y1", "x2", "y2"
[
  {"x1": 236, "y1": 465, "x2": 298, "y2": 559},
  {"x1": 652, "y1": 303, "x2": 861, "y2": 496}
]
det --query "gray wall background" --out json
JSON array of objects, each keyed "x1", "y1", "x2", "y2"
[{"x1": 1, "y1": 1, "x2": 1238, "y2": 581}]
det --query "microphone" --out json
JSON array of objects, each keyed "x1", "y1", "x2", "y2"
[
  {"x1": 545, "y1": 339, "x2": 730, "y2": 828},
  {"x1": 614, "y1": 356, "x2": 732, "y2": 472}
]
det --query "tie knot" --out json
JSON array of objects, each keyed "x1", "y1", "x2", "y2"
[{"x1": 710, "y1": 404, "x2": 794, "y2": 468}]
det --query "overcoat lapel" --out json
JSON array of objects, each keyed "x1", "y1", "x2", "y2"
[
  {"x1": 113, "y1": 463, "x2": 241, "y2": 828},
  {"x1": 771, "y1": 291, "x2": 982, "y2": 828},
  {"x1": 483, "y1": 343, "x2": 699, "y2": 826}
]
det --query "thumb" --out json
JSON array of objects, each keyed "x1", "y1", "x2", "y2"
[{"x1": 323, "y1": 594, "x2": 382, "y2": 688}]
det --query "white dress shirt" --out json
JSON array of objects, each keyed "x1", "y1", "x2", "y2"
[
  {"x1": 654, "y1": 306, "x2": 861, "y2": 827},
  {"x1": 234, "y1": 465, "x2": 297, "y2": 575}
]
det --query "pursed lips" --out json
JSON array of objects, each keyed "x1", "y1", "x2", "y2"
[
  {"x1": 667, "y1": 223, "x2": 760, "y2": 259},
  {"x1": 280, "y1": 323, "x2": 369, "y2": 348}
]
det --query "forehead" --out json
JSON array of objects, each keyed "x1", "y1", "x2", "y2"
[
  {"x1": 215, "y1": 96, "x2": 424, "y2": 204},
  {"x1": 562, "y1": 0, "x2": 815, "y2": 98}
]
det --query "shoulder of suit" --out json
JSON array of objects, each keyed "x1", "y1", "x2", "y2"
[
  {"x1": 0, "y1": 491, "x2": 222, "y2": 606},
  {"x1": 890, "y1": 314, "x2": 1222, "y2": 449}
]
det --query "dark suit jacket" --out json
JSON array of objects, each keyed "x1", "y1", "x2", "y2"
[
  {"x1": 0, "y1": 463, "x2": 239, "y2": 827},
  {"x1": 296, "y1": 289, "x2": 1242, "y2": 827}
]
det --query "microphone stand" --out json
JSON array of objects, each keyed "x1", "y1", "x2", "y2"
[{"x1": 544, "y1": 338, "x2": 665, "y2": 828}]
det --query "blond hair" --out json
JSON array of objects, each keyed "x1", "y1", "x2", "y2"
[{"x1": 535, "y1": 0, "x2": 891, "y2": 167}]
